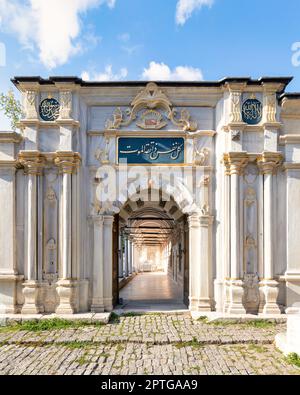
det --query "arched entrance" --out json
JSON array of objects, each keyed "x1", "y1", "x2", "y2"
[
  {"x1": 113, "y1": 196, "x2": 189, "y2": 310},
  {"x1": 92, "y1": 179, "x2": 213, "y2": 313}
]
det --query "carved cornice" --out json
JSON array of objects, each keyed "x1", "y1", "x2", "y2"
[
  {"x1": 54, "y1": 151, "x2": 81, "y2": 174},
  {"x1": 105, "y1": 82, "x2": 198, "y2": 132},
  {"x1": 16, "y1": 119, "x2": 80, "y2": 129},
  {"x1": 280, "y1": 96, "x2": 300, "y2": 118},
  {"x1": 283, "y1": 162, "x2": 300, "y2": 171},
  {"x1": 257, "y1": 152, "x2": 283, "y2": 175},
  {"x1": 0, "y1": 131, "x2": 23, "y2": 144},
  {"x1": 223, "y1": 152, "x2": 249, "y2": 176},
  {"x1": 279, "y1": 134, "x2": 300, "y2": 145},
  {"x1": 0, "y1": 160, "x2": 18, "y2": 169},
  {"x1": 18, "y1": 151, "x2": 45, "y2": 175}
]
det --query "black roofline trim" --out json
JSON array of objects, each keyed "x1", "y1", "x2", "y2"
[
  {"x1": 279, "y1": 92, "x2": 300, "y2": 101},
  {"x1": 11, "y1": 76, "x2": 294, "y2": 92}
]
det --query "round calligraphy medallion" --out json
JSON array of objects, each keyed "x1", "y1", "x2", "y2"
[
  {"x1": 39, "y1": 98, "x2": 60, "y2": 121},
  {"x1": 242, "y1": 98, "x2": 262, "y2": 125}
]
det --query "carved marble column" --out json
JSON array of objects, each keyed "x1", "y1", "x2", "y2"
[
  {"x1": 91, "y1": 215, "x2": 104, "y2": 313},
  {"x1": 19, "y1": 151, "x2": 44, "y2": 314},
  {"x1": 103, "y1": 215, "x2": 114, "y2": 312},
  {"x1": 224, "y1": 152, "x2": 249, "y2": 314},
  {"x1": 258, "y1": 152, "x2": 283, "y2": 315},
  {"x1": 188, "y1": 213, "x2": 212, "y2": 312},
  {"x1": 55, "y1": 151, "x2": 81, "y2": 314},
  {"x1": 124, "y1": 233, "x2": 129, "y2": 277}
]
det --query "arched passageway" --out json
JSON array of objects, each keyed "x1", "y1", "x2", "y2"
[{"x1": 114, "y1": 194, "x2": 189, "y2": 311}]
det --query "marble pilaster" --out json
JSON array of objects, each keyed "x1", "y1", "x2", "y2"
[
  {"x1": 18, "y1": 151, "x2": 44, "y2": 314},
  {"x1": 55, "y1": 151, "x2": 81, "y2": 314},
  {"x1": 258, "y1": 152, "x2": 283, "y2": 314},
  {"x1": 91, "y1": 215, "x2": 104, "y2": 313},
  {"x1": 224, "y1": 152, "x2": 249, "y2": 314}
]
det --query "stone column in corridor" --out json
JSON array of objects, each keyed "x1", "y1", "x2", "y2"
[
  {"x1": 55, "y1": 151, "x2": 81, "y2": 314},
  {"x1": 124, "y1": 233, "x2": 129, "y2": 277},
  {"x1": 224, "y1": 152, "x2": 249, "y2": 314},
  {"x1": 103, "y1": 215, "x2": 114, "y2": 312},
  {"x1": 258, "y1": 152, "x2": 282, "y2": 315},
  {"x1": 91, "y1": 215, "x2": 104, "y2": 313},
  {"x1": 19, "y1": 151, "x2": 44, "y2": 314},
  {"x1": 188, "y1": 213, "x2": 212, "y2": 312}
]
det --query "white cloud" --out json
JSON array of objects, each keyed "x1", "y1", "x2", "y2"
[
  {"x1": 81, "y1": 65, "x2": 128, "y2": 81},
  {"x1": 142, "y1": 61, "x2": 203, "y2": 81},
  {"x1": 0, "y1": 0, "x2": 115, "y2": 69},
  {"x1": 118, "y1": 32, "x2": 130, "y2": 43},
  {"x1": 176, "y1": 0, "x2": 214, "y2": 25}
]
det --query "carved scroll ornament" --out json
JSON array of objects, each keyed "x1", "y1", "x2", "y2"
[{"x1": 105, "y1": 82, "x2": 198, "y2": 132}]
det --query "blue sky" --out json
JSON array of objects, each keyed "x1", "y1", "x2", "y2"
[{"x1": 1, "y1": 0, "x2": 300, "y2": 128}]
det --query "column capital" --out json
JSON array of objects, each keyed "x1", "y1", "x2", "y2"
[
  {"x1": 18, "y1": 150, "x2": 45, "y2": 175},
  {"x1": 54, "y1": 151, "x2": 81, "y2": 174},
  {"x1": 188, "y1": 213, "x2": 201, "y2": 228},
  {"x1": 199, "y1": 215, "x2": 214, "y2": 227},
  {"x1": 257, "y1": 152, "x2": 283, "y2": 175},
  {"x1": 223, "y1": 152, "x2": 249, "y2": 176},
  {"x1": 92, "y1": 215, "x2": 104, "y2": 226},
  {"x1": 103, "y1": 215, "x2": 114, "y2": 225}
]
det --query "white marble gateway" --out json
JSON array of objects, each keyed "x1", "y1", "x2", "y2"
[{"x1": 0, "y1": 76, "x2": 300, "y2": 316}]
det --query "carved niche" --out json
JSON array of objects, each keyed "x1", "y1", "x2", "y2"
[
  {"x1": 60, "y1": 91, "x2": 72, "y2": 119},
  {"x1": 43, "y1": 177, "x2": 58, "y2": 284},
  {"x1": 263, "y1": 92, "x2": 277, "y2": 123},
  {"x1": 229, "y1": 91, "x2": 242, "y2": 123},
  {"x1": 25, "y1": 90, "x2": 38, "y2": 119},
  {"x1": 243, "y1": 164, "x2": 260, "y2": 313},
  {"x1": 105, "y1": 82, "x2": 198, "y2": 131}
]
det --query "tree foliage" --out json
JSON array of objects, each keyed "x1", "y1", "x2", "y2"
[{"x1": 0, "y1": 90, "x2": 23, "y2": 130}]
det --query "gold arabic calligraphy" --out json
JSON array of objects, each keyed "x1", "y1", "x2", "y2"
[{"x1": 120, "y1": 141, "x2": 184, "y2": 161}]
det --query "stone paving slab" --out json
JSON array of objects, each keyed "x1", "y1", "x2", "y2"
[
  {"x1": 0, "y1": 314, "x2": 285, "y2": 346},
  {"x1": 0, "y1": 313, "x2": 298, "y2": 375},
  {"x1": 0, "y1": 342, "x2": 299, "y2": 376}
]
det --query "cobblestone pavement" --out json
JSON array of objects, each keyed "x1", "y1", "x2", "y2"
[{"x1": 0, "y1": 314, "x2": 299, "y2": 375}]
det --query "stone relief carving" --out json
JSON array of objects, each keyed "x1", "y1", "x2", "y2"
[
  {"x1": 194, "y1": 147, "x2": 210, "y2": 166},
  {"x1": 25, "y1": 90, "x2": 37, "y2": 119},
  {"x1": 200, "y1": 204, "x2": 210, "y2": 216},
  {"x1": 231, "y1": 130, "x2": 241, "y2": 141},
  {"x1": 243, "y1": 273, "x2": 260, "y2": 313},
  {"x1": 43, "y1": 182, "x2": 58, "y2": 284},
  {"x1": 95, "y1": 137, "x2": 110, "y2": 164},
  {"x1": 244, "y1": 164, "x2": 259, "y2": 185},
  {"x1": 136, "y1": 109, "x2": 167, "y2": 130},
  {"x1": 105, "y1": 82, "x2": 198, "y2": 132},
  {"x1": 244, "y1": 186, "x2": 258, "y2": 275},
  {"x1": 200, "y1": 175, "x2": 211, "y2": 187},
  {"x1": 229, "y1": 91, "x2": 242, "y2": 123},
  {"x1": 60, "y1": 91, "x2": 72, "y2": 119},
  {"x1": 264, "y1": 93, "x2": 277, "y2": 123}
]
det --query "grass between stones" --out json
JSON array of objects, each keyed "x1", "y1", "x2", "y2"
[
  {"x1": 175, "y1": 337, "x2": 205, "y2": 349},
  {"x1": 197, "y1": 317, "x2": 276, "y2": 329},
  {"x1": 286, "y1": 353, "x2": 300, "y2": 368},
  {"x1": 0, "y1": 318, "x2": 105, "y2": 333}
]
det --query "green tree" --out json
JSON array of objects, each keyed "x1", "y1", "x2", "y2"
[{"x1": 0, "y1": 89, "x2": 23, "y2": 131}]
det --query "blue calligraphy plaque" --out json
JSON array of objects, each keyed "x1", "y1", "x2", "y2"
[
  {"x1": 242, "y1": 98, "x2": 262, "y2": 125},
  {"x1": 39, "y1": 98, "x2": 60, "y2": 121},
  {"x1": 118, "y1": 137, "x2": 184, "y2": 164}
]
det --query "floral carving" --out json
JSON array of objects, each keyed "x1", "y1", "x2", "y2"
[
  {"x1": 25, "y1": 91, "x2": 37, "y2": 119},
  {"x1": 105, "y1": 82, "x2": 197, "y2": 131},
  {"x1": 194, "y1": 147, "x2": 209, "y2": 166},
  {"x1": 230, "y1": 91, "x2": 242, "y2": 123},
  {"x1": 264, "y1": 93, "x2": 277, "y2": 123},
  {"x1": 60, "y1": 91, "x2": 72, "y2": 119}
]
